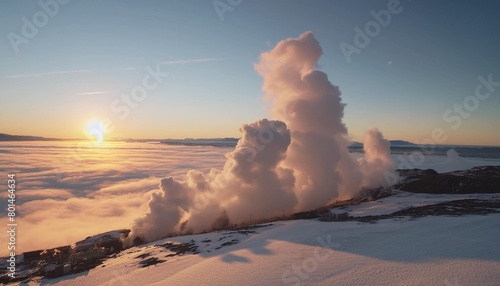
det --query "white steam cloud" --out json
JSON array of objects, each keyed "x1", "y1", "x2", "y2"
[{"x1": 125, "y1": 32, "x2": 394, "y2": 245}]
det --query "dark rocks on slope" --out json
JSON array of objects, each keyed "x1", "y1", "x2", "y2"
[
  {"x1": 0, "y1": 229, "x2": 131, "y2": 283},
  {"x1": 395, "y1": 166, "x2": 500, "y2": 194}
]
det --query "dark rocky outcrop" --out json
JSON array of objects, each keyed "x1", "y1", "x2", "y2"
[
  {"x1": 395, "y1": 166, "x2": 500, "y2": 194},
  {"x1": 0, "y1": 229, "x2": 130, "y2": 283},
  {"x1": 160, "y1": 240, "x2": 199, "y2": 255}
]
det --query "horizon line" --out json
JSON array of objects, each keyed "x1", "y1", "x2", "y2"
[{"x1": 1, "y1": 133, "x2": 499, "y2": 148}]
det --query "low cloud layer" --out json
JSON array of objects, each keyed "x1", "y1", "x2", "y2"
[{"x1": 0, "y1": 141, "x2": 229, "y2": 256}]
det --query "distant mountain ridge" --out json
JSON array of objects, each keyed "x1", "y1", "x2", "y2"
[
  {"x1": 349, "y1": 140, "x2": 417, "y2": 147},
  {"x1": 0, "y1": 133, "x2": 58, "y2": 141},
  {"x1": 159, "y1": 138, "x2": 239, "y2": 147},
  {"x1": 389, "y1": 140, "x2": 418, "y2": 146}
]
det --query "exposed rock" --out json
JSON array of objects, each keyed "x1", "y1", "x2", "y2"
[
  {"x1": 396, "y1": 168, "x2": 438, "y2": 181},
  {"x1": 215, "y1": 239, "x2": 239, "y2": 250},
  {"x1": 139, "y1": 257, "x2": 165, "y2": 268},
  {"x1": 321, "y1": 211, "x2": 349, "y2": 222},
  {"x1": 292, "y1": 209, "x2": 325, "y2": 220},
  {"x1": 160, "y1": 240, "x2": 199, "y2": 255},
  {"x1": 355, "y1": 187, "x2": 393, "y2": 202},
  {"x1": 0, "y1": 229, "x2": 131, "y2": 283},
  {"x1": 74, "y1": 229, "x2": 130, "y2": 253},
  {"x1": 395, "y1": 166, "x2": 500, "y2": 194}
]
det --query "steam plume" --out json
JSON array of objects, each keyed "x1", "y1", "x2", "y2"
[{"x1": 125, "y1": 32, "x2": 394, "y2": 245}]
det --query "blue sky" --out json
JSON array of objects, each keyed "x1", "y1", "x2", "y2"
[{"x1": 1, "y1": 0, "x2": 499, "y2": 145}]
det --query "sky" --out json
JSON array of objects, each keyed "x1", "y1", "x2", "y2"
[{"x1": 1, "y1": 0, "x2": 499, "y2": 146}]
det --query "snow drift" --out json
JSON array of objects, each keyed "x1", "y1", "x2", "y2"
[{"x1": 125, "y1": 32, "x2": 395, "y2": 245}]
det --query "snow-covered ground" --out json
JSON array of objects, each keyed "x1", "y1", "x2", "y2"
[
  {"x1": 26, "y1": 191, "x2": 500, "y2": 286},
  {"x1": 340, "y1": 191, "x2": 500, "y2": 217}
]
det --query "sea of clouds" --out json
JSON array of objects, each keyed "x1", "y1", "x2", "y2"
[{"x1": 0, "y1": 141, "x2": 229, "y2": 256}]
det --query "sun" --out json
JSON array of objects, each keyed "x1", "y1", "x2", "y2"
[{"x1": 85, "y1": 119, "x2": 106, "y2": 144}]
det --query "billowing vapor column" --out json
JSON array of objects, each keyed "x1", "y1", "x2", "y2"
[{"x1": 125, "y1": 32, "x2": 395, "y2": 246}]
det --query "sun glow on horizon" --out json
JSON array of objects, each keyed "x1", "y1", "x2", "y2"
[{"x1": 85, "y1": 119, "x2": 106, "y2": 144}]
